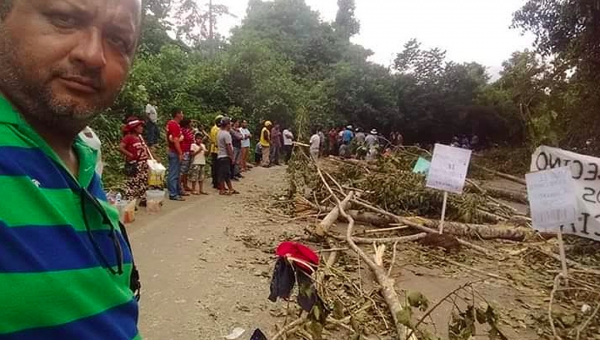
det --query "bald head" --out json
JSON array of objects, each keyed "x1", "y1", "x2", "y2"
[{"x1": 0, "y1": 0, "x2": 142, "y2": 136}]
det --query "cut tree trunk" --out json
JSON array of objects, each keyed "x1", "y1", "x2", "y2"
[
  {"x1": 347, "y1": 209, "x2": 396, "y2": 227},
  {"x1": 481, "y1": 186, "x2": 529, "y2": 205},
  {"x1": 411, "y1": 217, "x2": 533, "y2": 241},
  {"x1": 473, "y1": 165, "x2": 527, "y2": 185},
  {"x1": 343, "y1": 209, "x2": 534, "y2": 242}
]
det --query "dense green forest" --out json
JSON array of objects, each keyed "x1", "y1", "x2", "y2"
[{"x1": 94, "y1": 0, "x2": 600, "y2": 185}]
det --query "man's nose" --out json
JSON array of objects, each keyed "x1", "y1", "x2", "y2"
[{"x1": 70, "y1": 28, "x2": 107, "y2": 69}]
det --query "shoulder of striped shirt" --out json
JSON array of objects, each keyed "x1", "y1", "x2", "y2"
[{"x1": 0, "y1": 123, "x2": 139, "y2": 338}]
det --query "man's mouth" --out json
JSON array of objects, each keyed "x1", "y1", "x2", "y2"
[{"x1": 58, "y1": 76, "x2": 100, "y2": 94}]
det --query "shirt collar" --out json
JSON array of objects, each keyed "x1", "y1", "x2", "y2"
[
  {"x1": 0, "y1": 95, "x2": 25, "y2": 126},
  {"x1": 0, "y1": 95, "x2": 96, "y2": 187}
]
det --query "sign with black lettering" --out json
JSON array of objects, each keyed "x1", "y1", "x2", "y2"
[
  {"x1": 426, "y1": 144, "x2": 472, "y2": 194},
  {"x1": 531, "y1": 146, "x2": 600, "y2": 240},
  {"x1": 526, "y1": 167, "x2": 578, "y2": 232}
]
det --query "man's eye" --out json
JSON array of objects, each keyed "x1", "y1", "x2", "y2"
[
  {"x1": 107, "y1": 35, "x2": 130, "y2": 52},
  {"x1": 50, "y1": 13, "x2": 78, "y2": 28}
]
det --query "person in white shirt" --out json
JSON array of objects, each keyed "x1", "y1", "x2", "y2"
[
  {"x1": 309, "y1": 129, "x2": 320, "y2": 160},
  {"x1": 282, "y1": 127, "x2": 294, "y2": 162},
  {"x1": 239, "y1": 120, "x2": 252, "y2": 172},
  {"x1": 78, "y1": 126, "x2": 104, "y2": 177},
  {"x1": 189, "y1": 133, "x2": 208, "y2": 195},
  {"x1": 145, "y1": 101, "x2": 160, "y2": 147},
  {"x1": 365, "y1": 129, "x2": 379, "y2": 161}
]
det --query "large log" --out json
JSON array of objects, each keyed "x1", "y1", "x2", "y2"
[
  {"x1": 473, "y1": 165, "x2": 527, "y2": 185},
  {"x1": 346, "y1": 204, "x2": 534, "y2": 242},
  {"x1": 347, "y1": 209, "x2": 396, "y2": 227},
  {"x1": 481, "y1": 186, "x2": 529, "y2": 205},
  {"x1": 410, "y1": 217, "x2": 533, "y2": 241}
]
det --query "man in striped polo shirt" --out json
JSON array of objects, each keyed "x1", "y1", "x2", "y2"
[{"x1": 0, "y1": 0, "x2": 142, "y2": 339}]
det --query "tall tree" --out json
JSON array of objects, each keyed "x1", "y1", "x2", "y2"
[
  {"x1": 334, "y1": 0, "x2": 360, "y2": 41},
  {"x1": 513, "y1": 0, "x2": 600, "y2": 147}
]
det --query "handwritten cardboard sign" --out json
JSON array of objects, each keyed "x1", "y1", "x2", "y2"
[
  {"x1": 526, "y1": 167, "x2": 578, "y2": 233},
  {"x1": 426, "y1": 144, "x2": 472, "y2": 194},
  {"x1": 531, "y1": 146, "x2": 600, "y2": 240}
]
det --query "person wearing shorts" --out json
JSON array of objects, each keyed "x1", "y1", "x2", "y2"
[{"x1": 190, "y1": 133, "x2": 208, "y2": 195}]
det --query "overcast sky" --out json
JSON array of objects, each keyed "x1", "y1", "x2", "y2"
[{"x1": 216, "y1": 0, "x2": 534, "y2": 75}]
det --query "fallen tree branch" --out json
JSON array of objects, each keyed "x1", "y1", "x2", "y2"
[
  {"x1": 537, "y1": 248, "x2": 600, "y2": 276},
  {"x1": 328, "y1": 232, "x2": 428, "y2": 245},
  {"x1": 348, "y1": 201, "x2": 534, "y2": 241},
  {"x1": 315, "y1": 165, "x2": 417, "y2": 340},
  {"x1": 481, "y1": 185, "x2": 529, "y2": 205},
  {"x1": 271, "y1": 314, "x2": 309, "y2": 340},
  {"x1": 440, "y1": 257, "x2": 509, "y2": 282},
  {"x1": 315, "y1": 194, "x2": 352, "y2": 236},
  {"x1": 548, "y1": 273, "x2": 565, "y2": 340},
  {"x1": 406, "y1": 280, "x2": 485, "y2": 339},
  {"x1": 473, "y1": 164, "x2": 527, "y2": 185},
  {"x1": 338, "y1": 191, "x2": 416, "y2": 340},
  {"x1": 411, "y1": 217, "x2": 533, "y2": 241}
]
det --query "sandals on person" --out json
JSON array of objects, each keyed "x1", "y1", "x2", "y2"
[
  {"x1": 219, "y1": 191, "x2": 231, "y2": 196},
  {"x1": 229, "y1": 190, "x2": 240, "y2": 195},
  {"x1": 199, "y1": 192, "x2": 209, "y2": 195},
  {"x1": 192, "y1": 191, "x2": 200, "y2": 195}
]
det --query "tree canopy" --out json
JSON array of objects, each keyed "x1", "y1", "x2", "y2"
[{"x1": 97, "y1": 0, "x2": 599, "y2": 153}]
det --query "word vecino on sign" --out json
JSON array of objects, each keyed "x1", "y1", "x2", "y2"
[{"x1": 531, "y1": 146, "x2": 600, "y2": 240}]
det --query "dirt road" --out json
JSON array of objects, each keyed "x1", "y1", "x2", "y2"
[
  {"x1": 130, "y1": 165, "x2": 540, "y2": 340},
  {"x1": 131, "y1": 166, "x2": 292, "y2": 340}
]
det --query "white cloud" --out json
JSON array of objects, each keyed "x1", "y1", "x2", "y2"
[{"x1": 214, "y1": 0, "x2": 535, "y2": 73}]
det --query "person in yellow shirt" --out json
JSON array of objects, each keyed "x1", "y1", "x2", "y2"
[
  {"x1": 210, "y1": 115, "x2": 224, "y2": 188},
  {"x1": 260, "y1": 121, "x2": 273, "y2": 167}
]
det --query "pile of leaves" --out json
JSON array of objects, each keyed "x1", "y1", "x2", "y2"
[
  {"x1": 303, "y1": 147, "x2": 523, "y2": 225},
  {"x1": 279, "y1": 146, "x2": 600, "y2": 340}
]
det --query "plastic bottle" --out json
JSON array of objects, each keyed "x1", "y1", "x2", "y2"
[{"x1": 115, "y1": 192, "x2": 122, "y2": 204}]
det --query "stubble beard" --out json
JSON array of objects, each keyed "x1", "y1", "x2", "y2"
[{"x1": 0, "y1": 26, "x2": 122, "y2": 136}]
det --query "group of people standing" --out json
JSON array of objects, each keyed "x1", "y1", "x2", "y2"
[
  {"x1": 118, "y1": 101, "x2": 299, "y2": 203},
  {"x1": 309, "y1": 125, "x2": 404, "y2": 161},
  {"x1": 208, "y1": 116, "x2": 252, "y2": 196}
]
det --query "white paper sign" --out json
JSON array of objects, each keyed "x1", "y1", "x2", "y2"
[
  {"x1": 526, "y1": 167, "x2": 578, "y2": 233},
  {"x1": 531, "y1": 146, "x2": 600, "y2": 240},
  {"x1": 426, "y1": 144, "x2": 472, "y2": 194}
]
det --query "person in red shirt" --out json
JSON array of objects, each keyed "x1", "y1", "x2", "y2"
[
  {"x1": 179, "y1": 118, "x2": 194, "y2": 193},
  {"x1": 119, "y1": 117, "x2": 150, "y2": 204},
  {"x1": 166, "y1": 108, "x2": 185, "y2": 201}
]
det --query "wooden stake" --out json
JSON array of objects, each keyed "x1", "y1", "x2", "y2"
[
  {"x1": 556, "y1": 230, "x2": 569, "y2": 279},
  {"x1": 439, "y1": 191, "x2": 448, "y2": 234}
]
